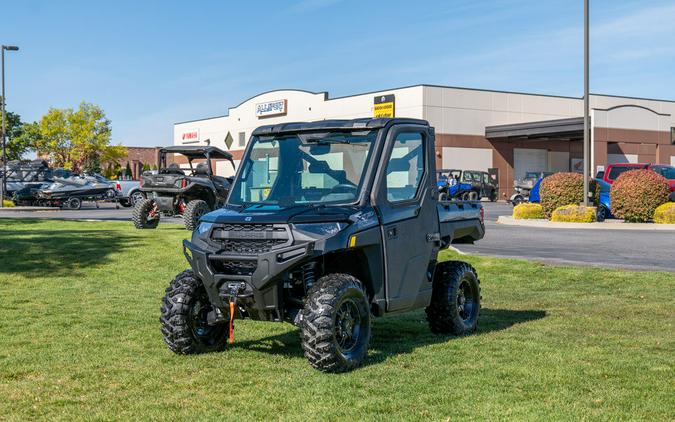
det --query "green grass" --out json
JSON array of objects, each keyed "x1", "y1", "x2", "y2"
[{"x1": 0, "y1": 219, "x2": 673, "y2": 421}]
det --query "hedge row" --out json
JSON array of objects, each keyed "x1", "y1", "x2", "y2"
[
  {"x1": 539, "y1": 173, "x2": 583, "y2": 218},
  {"x1": 513, "y1": 203, "x2": 544, "y2": 219},
  {"x1": 653, "y1": 202, "x2": 675, "y2": 224},
  {"x1": 610, "y1": 170, "x2": 669, "y2": 222},
  {"x1": 550, "y1": 205, "x2": 596, "y2": 223}
]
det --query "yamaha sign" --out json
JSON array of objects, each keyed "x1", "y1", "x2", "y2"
[{"x1": 256, "y1": 99, "x2": 287, "y2": 118}]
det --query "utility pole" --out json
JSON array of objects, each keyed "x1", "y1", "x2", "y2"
[
  {"x1": 1, "y1": 45, "x2": 20, "y2": 208},
  {"x1": 583, "y1": 0, "x2": 590, "y2": 206}
]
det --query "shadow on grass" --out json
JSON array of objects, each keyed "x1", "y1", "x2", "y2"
[
  {"x1": 234, "y1": 308, "x2": 546, "y2": 366},
  {"x1": 0, "y1": 226, "x2": 134, "y2": 277}
]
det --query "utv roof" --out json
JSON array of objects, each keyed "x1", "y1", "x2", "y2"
[
  {"x1": 160, "y1": 145, "x2": 233, "y2": 160},
  {"x1": 251, "y1": 117, "x2": 429, "y2": 136}
]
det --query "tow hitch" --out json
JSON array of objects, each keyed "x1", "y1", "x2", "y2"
[{"x1": 220, "y1": 282, "x2": 245, "y2": 344}]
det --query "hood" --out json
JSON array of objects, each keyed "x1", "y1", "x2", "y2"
[{"x1": 201, "y1": 204, "x2": 362, "y2": 224}]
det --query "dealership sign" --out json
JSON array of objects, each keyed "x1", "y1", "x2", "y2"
[
  {"x1": 181, "y1": 129, "x2": 200, "y2": 143},
  {"x1": 256, "y1": 99, "x2": 287, "y2": 118},
  {"x1": 374, "y1": 94, "x2": 395, "y2": 118}
]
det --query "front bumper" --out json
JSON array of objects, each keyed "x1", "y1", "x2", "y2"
[{"x1": 183, "y1": 238, "x2": 315, "y2": 320}]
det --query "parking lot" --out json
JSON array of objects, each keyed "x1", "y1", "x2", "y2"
[{"x1": 0, "y1": 201, "x2": 672, "y2": 272}]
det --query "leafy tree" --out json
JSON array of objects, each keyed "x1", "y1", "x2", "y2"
[
  {"x1": 125, "y1": 162, "x2": 132, "y2": 179},
  {"x1": 0, "y1": 100, "x2": 32, "y2": 160},
  {"x1": 22, "y1": 102, "x2": 126, "y2": 172}
]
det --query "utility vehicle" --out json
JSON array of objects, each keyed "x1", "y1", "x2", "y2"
[
  {"x1": 160, "y1": 118, "x2": 485, "y2": 372},
  {"x1": 133, "y1": 146, "x2": 235, "y2": 230}
]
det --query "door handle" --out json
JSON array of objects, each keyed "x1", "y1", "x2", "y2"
[{"x1": 386, "y1": 226, "x2": 398, "y2": 239}]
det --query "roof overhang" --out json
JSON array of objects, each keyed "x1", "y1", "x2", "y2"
[{"x1": 485, "y1": 117, "x2": 584, "y2": 141}]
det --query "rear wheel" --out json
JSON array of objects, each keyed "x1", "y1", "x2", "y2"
[
  {"x1": 183, "y1": 199, "x2": 210, "y2": 231},
  {"x1": 300, "y1": 273, "x2": 371, "y2": 373},
  {"x1": 468, "y1": 191, "x2": 479, "y2": 201},
  {"x1": 160, "y1": 270, "x2": 228, "y2": 354},
  {"x1": 511, "y1": 195, "x2": 524, "y2": 206},
  {"x1": 132, "y1": 198, "x2": 159, "y2": 229},
  {"x1": 66, "y1": 197, "x2": 82, "y2": 210},
  {"x1": 489, "y1": 190, "x2": 498, "y2": 202},
  {"x1": 426, "y1": 261, "x2": 480, "y2": 335}
]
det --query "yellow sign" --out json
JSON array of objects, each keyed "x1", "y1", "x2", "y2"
[{"x1": 374, "y1": 94, "x2": 395, "y2": 118}]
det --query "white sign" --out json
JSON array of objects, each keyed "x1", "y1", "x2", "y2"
[
  {"x1": 181, "y1": 129, "x2": 200, "y2": 143},
  {"x1": 256, "y1": 99, "x2": 287, "y2": 118}
]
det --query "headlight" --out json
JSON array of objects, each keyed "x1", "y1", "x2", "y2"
[
  {"x1": 294, "y1": 222, "x2": 348, "y2": 236},
  {"x1": 197, "y1": 222, "x2": 213, "y2": 235}
]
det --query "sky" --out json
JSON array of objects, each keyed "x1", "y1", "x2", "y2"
[{"x1": 2, "y1": 0, "x2": 675, "y2": 147}]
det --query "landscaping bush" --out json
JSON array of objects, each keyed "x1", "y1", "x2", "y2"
[
  {"x1": 540, "y1": 172, "x2": 584, "y2": 218},
  {"x1": 513, "y1": 203, "x2": 544, "y2": 219},
  {"x1": 611, "y1": 170, "x2": 669, "y2": 222},
  {"x1": 2, "y1": 199, "x2": 14, "y2": 207},
  {"x1": 653, "y1": 202, "x2": 675, "y2": 224},
  {"x1": 550, "y1": 205, "x2": 596, "y2": 223}
]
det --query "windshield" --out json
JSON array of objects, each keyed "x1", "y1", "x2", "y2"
[
  {"x1": 653, "y1": 166, "x2": 675, "y2": 179},
  {"x1": 229, "y1": 131, "x2": 377, "y2": 207}
]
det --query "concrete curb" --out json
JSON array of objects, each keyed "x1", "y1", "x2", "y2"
[
  {"x1": 0, "y1": 206, "x2": 60, "y2": 212},
  {"x1": 497, "y1": 215, "x2": 675, "y2": 231}
]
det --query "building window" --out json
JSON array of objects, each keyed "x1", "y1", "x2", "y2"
[{"x1": 238, "y1": 132, "x2": 246, "y2": 147}]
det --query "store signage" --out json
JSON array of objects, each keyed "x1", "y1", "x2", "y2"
[
  {"x1": 256, "y1": 99, "x2": 287, "y2": 118},
  {"x1": 374, "y1": 94, "x2": 395, "y2": 118},
  {"x1": 181, "y1": 129, "x2": 200, "y2": 143}
]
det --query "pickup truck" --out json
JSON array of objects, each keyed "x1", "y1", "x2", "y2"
[
  {"x1": 159, "y1": 118, "x2": 485, "y2": 372},
  {"x1": 114, "y1": 180, "x2": 144, "y2": 207}
]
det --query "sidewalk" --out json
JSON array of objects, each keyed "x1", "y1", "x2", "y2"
[
  {"x1": 0, "y1": 206, "x2": 60, "y2": 212},
  {"x1": 498, "y1": 215, "x2": 675, "y2": 231}
]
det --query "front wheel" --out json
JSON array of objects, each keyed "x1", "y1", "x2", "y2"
[
  {"x1": 160, "y1": 270, "x2": 229, "y2": 354},
  {"x1": 183, "y1": 199, "x2": 210, "y2": 231},
  {"x1": 132, "y1": 198, "x2": 160, "y2": 229},
  {"x1": 426, "y1": 261, "x2": 481, "y2": 335},
  {"x1": 596, "y1": 205, "x2": 608, "y2": 222},
  {"x1": 300, "y1": 274, "x2": 371, "y2": 373}
]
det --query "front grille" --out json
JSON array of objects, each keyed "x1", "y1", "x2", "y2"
[
  {"x1": 211, "y1": 223, "x2": 290, "y2": 255},
  {"x1": 210, "y1": 259, "x2": 257, "y2": 276}
]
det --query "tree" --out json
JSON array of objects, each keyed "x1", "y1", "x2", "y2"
[
  {"x1": 125, "y1": 162, "x2": 132, "y2": 179},
  {"x1": 23, "y1": 102, "x2": 126, "y2": 172},
  {"x1": 0, "y1": 99, "x2": 32, "y2": 160}
]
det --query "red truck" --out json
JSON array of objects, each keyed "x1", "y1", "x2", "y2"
[{"x1": 603, "y1": 163, "x2": 675, "y2": 192}]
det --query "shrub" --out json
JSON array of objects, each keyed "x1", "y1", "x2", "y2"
[
  {"x1": 653, "y1": 202, "x2": 675, "y2": 224},
  {"x1": 610, "y1": 170, "x2": 669, "y2": 222},
  {"x1": 2, "y1": 200, "x2": 14, "y2": 208},
  {"x1": 550, "y1": 205, "x2": 596, "y2": 223},
  {"x1": 540, "y1": 172, "x2": 584, "y2": 218},
  {"x1": 513, "y1": 203, "x2": 544, "y2": 219}
]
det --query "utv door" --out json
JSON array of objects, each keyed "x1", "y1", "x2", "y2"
[{"x1": 373, "y1": 125, "x2": 440, "y2": 312}]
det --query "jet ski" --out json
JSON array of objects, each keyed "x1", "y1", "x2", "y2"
[{"x1": 36, "y1": 175, "x2": 116, "y2": 209}]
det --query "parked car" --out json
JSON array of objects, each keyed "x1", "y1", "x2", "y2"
[
  {"x1": 593, "y1": 178, "x2": 613, "y2": 221},
  {"x1": 650, "y1": 165, "x2": 675, "y2": 193},
  {"x1": 603, "y1": 163, "x2": 649, "y2": 184},
  {"x1": 114, "y1": 180, "x2": 144, "y2": 207}
]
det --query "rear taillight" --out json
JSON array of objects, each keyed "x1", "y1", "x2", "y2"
[
  {"x1": 181, "y1": 179, "x2": 188, "y2": 188},
  {"x1": 480, "y1": 207, "x2": 485, "y2": 224},
  {"x1": 115, "y1": 182, "x2": 121, "y2": 191}
]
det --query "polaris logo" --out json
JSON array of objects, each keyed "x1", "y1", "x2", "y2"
[{"x1": 245, "y1": 217, "x2": 253, "y2": 221}]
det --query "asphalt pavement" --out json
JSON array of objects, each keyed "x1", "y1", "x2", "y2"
[{"x1": 1, "y1": 201, "x2": 673, "y2": 272}]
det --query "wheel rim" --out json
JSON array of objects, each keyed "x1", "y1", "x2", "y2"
[
  {"x1": 131, "y1": 192, "x2": 144, "y2": 204},
  {"x1": 457, "y1": 279, "x2": 477, "y2": 323},
  {"x1": 335, "y1": 298, "x2": 362, "y2": 353},
  {"x1": 188, "y1": 293, "x2": 219, "y2": 345}
]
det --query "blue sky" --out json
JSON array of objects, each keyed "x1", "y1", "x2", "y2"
[{"x1": 2, "y1": 0, "x2": 675, "y2": 147}]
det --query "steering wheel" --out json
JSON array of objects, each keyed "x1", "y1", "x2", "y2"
[{"x1": 330, "y1": 183, "x2": 358, "y2": 195}]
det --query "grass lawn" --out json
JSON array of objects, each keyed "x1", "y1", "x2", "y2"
[{"x1": 0, "y1": 218, "x2": 673, "y2": 421}]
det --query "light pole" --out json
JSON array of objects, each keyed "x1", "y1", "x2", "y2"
[
  {"x1": 1, "y1": 45, "x2": 19, "y2": 208},
  {"x1": 582, "y1": 0, "x2": 590, "y2": 206}
]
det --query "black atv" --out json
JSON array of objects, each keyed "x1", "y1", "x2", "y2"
[
  {"x1": 133, "y1": 146, "x2": 235, "y2": 230},
  {"x1": 159, "y1": 118, "x2": 485, "y2": 372}
]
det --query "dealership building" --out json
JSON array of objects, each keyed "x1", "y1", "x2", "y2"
[{"x1": 173, "y1": 85, "x2": 675, "y2": 198}]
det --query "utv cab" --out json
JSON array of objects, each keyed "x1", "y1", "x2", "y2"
[{"x1": 133, "y1": 146, "x2": 235, "y2": 230}]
